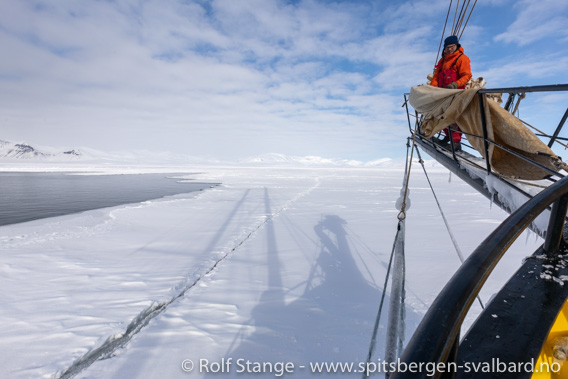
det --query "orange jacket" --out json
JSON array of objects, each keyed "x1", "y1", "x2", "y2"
[{"x1": 430, "y1": 47, "x2": 472, "y2": 89}]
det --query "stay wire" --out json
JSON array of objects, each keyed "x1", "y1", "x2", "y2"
[
  {"x1": 451, "y1": 0, "x2": 460, "y2": 37},
  {"x1": 520, "y1": 118, "x2": 568, "y2": 150},
  {"x1": 414, "y1": 145, "x2": 485, "y2": 310},
  {"x1": 435, "y1": 0, "x2": 454, "y2": 65},
  {"x1": 397, "y1": 238, "x2": 407, "y2": 358},
  {"x1": 399, "y1": 131, "x2": 417, "y2": 220},
  {"x1": 363, "y1": 222, "x2": 400, "y2": 379},
  {"x1": 453, "y1": 0, "x2": 469, "y2": 35},
  {"x1": 459, "y1": 0, "x2": 477, "y2": 39},
  {"x1": 364, "y1": 137, "x2": 415, "y2": 378},
  {"x1": 438, "y1": 0, "x2": 476, "y2": 65}
]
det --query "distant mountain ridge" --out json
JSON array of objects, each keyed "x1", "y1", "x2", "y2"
[
  {"x1": 0, "y1": 139, "x2": 412, "y2": 168},
  {"x1": 240, "y1": 153, "x2": 399, "y2": 167},
  {"x1": 0, "y1": 139, "x2": 81, "y2": 159}
]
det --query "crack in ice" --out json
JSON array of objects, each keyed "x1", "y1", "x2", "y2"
[{"x1": 55, "y1": 178, "x2": 321, "y2": 379}]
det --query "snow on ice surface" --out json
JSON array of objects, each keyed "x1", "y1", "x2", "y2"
[{"x1": 0, "y1": 164, "x2": 544, "y2": 378}]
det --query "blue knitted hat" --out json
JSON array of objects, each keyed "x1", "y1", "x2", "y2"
[{"x1": 444, "y1": 35, "x2": 460, "y2": 48}]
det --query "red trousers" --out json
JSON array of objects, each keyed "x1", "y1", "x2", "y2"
[{"x1": 443, "y1": 123, "x2": 462, "y2": 143}]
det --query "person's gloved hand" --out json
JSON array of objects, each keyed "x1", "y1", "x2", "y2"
[{"x1": 445, "y1": 82, "x2": 458, "y2": 89}]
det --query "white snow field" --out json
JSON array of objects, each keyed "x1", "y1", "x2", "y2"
[{"x1": 0, "y1": 164, "x2": 543, "y2": 378}]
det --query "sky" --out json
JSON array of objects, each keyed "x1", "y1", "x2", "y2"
[{"x1": 1, "y1": 0, "x2": 567, "y2": 161}]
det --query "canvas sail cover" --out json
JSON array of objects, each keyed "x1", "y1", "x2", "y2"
[{"x1": 409, "y1": 85, "x2": 564, "y2": 180}]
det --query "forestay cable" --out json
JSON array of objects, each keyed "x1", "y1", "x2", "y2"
[
  {"x1": 414, "y1": 146, "x2": 485, "y2": 310},
  {"x1": 363, "y1": 136, "x2": 415, "y2": 378}
]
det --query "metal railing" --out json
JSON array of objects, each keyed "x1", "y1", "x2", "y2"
[
  {"x1": 392, "y1": 173, "x2": 568, "y2": 379},
  {"x1": 394, "y1": 84, "x2": 568, "y2": 378},
  {"x1": 406, "y1": 84, "x2": 568, "y2": 182},
  {"x1": 477, "y1": 84, "x2": 568, "y2": 175}
]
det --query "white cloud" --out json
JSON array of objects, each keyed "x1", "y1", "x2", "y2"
[
  {"x1": 0, "y1": 0, "x2": 564, "y2": 161},
  {"x1": 494, "y1": 0, "x2": 568, "y2": 46},
  {"x1": 476, "y1": 54, "x2": 568, "y2": 86},
  {"x1": 1, "y1": 0, "x2": 414, "y2": 160}
]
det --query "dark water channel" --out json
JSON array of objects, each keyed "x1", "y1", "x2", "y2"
[{"x1": 0, "y1": 172, "x2": 216, "y2": 226}]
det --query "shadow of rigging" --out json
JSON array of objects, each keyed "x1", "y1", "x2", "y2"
[
  {"x1": 130, "y1": 188, "x2": 252, "y2": 258},
  {"x1": 216, "y1": 189, "x2": 422, "y2": 375},
  {"x1": 98, "y1": 189, "x2": 253, "y2": 379}
]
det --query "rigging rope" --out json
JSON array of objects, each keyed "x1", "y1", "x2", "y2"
[
  {"x1": 458, "y1": 0, "x2": 478, "y2": 39},
  {"x1": 451, "y1": 0, "x2": 460, "y2": 37},
  {"x1": 512, "y1": 92, "x2": 526, "y2": 116},
  {"x1": 398, "y1": 136, "x2": 415, "y2": 221},
  {"x1": 414, "y1": 147, "x2": 465, "y2": 263},
  {"x1": 436, "y1": 0, "x2": 478, "y2": 65},
  {"x1": 435, "y1": 0, "x2": 454, "y2": 66},
  {"x1": 453, "y1": 0, "x2": 467, "y2": 35},
  {"x1": 520, "y1": 118, "x2": 568, "y2": 150},
  {"x1": 414, "y1": 146, "x2": 485, "y2": 310},
  {"x1": 363, "y1": 222, "x2": 399, "y2": 379},
  {"x1": 453, "y1": 0, "x2": 478, "y2": 39},
  {"x1": 363, "y1": 135, "x2": 415, "y2": 378}
]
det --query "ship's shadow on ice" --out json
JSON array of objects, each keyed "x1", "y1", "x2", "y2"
[{"x1": 215, "y1": 189, "x2": 422, "y2": 376}]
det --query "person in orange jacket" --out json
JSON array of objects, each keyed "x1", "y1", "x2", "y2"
[{"x1": 430, "y1": 35, "x2": 472, "y2": 151}]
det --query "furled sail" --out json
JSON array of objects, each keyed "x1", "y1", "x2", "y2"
[{"x1": 409, "y1": 85, "x2": 564, "y2": 180}]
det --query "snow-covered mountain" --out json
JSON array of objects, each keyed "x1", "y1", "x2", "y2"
[
  {"x1": 0, "y1": 139, "x2": 204, "y2": 164},
  {"x1": 0, "y1": 139, "x2": 417, "y2": 168},
  {"x1": 0, "y1": 139, "x2": 81, "y2": 160},
  {"x1": 240, "y1": 153, "x2": 403, "y2": 167}
]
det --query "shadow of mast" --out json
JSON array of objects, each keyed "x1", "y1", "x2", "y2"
[{"x1": 217, "y1": 186, "x2": 424, "y2": 377}]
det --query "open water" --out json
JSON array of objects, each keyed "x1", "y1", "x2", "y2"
[{"x1": 0, "y1": 172, "x2": 215, "y2": 226}]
